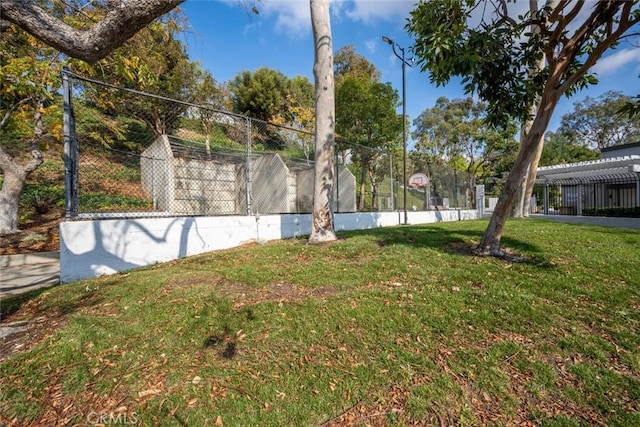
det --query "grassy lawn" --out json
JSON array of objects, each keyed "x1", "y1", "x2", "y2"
[{"x1": 1, "y1": 218, "x2": 639, "y2": 426}]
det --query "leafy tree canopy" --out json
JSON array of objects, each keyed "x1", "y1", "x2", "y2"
[
  {"x1": 540, "y1": 131, "x2": 600, "y2": 166},
  {"x1": 334, "y1": 44, "x2": 381, "y2": 83},
  {"x1": 412, "y1": 96, "x2": 517, "y2": 179},
  {"x1": 229, "y1": 67, "x2": 313, "y2": 125},
  {"x1": 558, "y1": 91, "x2": 640, "y2": 151},
  {"x1": 407, "y1": 0, "x2": 640, "y2": 127}
]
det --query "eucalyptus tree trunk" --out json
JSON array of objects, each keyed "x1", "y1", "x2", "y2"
[
  {"x1": 478, "y1": 91, "x2": 559, "y2": 255},
  {"x1": 514, "y1": 0, "x2": 555, "y2": 218},
  {"x1": 308, "y1": 0, "x2": 337, "y2": 244},
  {"x1": 0, "y1": 99, "x2": 45, "y2": 234},
  {"x1": 0, "y1": 150, "x2": 43, "y2": 234}
]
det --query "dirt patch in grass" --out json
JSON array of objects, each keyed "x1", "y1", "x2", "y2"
[
  {"x1": 167, "y1": 277, "x2": 340, "y2": 307},
  {"x1": 0, "y1": 315, "x2": 66, "y2": 362}
]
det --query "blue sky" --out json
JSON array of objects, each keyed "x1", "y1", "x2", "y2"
[{"x1": 181, "y1": 0, "x2": 640, "y2": 141}]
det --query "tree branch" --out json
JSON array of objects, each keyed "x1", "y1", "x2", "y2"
[
  {"x1": 495, "y1": 0, "x2": 517, "y2": 26},
  {"x1": 559, "y1": 2, "x2": 640, "y2": 94},
  {"x1": 1, "y1": 0, "x2": 185, "y2": 62},
  {"x1": 24, "y1": 150, "x2": 44, "y2": 174},
  {"x1": 0, "y1": 97, "x2": 32, "y2": 130},
  {"x1": 548, "y1": 0, "x2": 570, "y2": 22},
  {"x1": 548, "y1": 0, "x2": 584, "y2": 48}
]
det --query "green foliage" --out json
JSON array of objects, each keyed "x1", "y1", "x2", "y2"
[
  {"x1": 21, "y1": 184, "x2": 64, "y2": 214},
  {"x1": 334, "y1": 44, "x2": 381, "y2": 83},
  {"x1": 229, "y1": 67, "x2": 294, "y2": 122},
  {"x1": 582, "y1": 206, "x2": 640, "y2": 218},
  {"x1": 540, "y1": 132, "x2": 600, "y2": 166},
  {"x1": 336, "y1": 72, "x2": 402, "y2": 208},
  {"x1": 336, "y1": 78, "x2": 401, "y2": 147},
  {"x1": 411, "y1": 96, "x2": 518, "y2": 193},
  {"x1": 558, "y1": 91, "x2": 640, "y2": 151},
  {"x1": 0, "y1": 23, "x2": 64, "y2": 154},
  {"x1": 408, "y1": 0, "x2": 535, "y2": 125},
  {"x1": 78, "y1": 193, "x2": 151, "y2": 211},
  {"x1": 617, "y1": 94, "x2": 640, "y2": 119},
  {"x1": 406, "y1": 1, "x2": 637, "y2": 127},
  {"x1": 228, "y1": 68, "x2": 314, "y2": 152},
  {"x1": 80, "y1": 13, "x2": 200, "y2": 138}
]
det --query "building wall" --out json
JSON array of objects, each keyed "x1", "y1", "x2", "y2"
[
  {"x1": 297, "y1": 165, "x2": 356, "y2": 213},
  {"x1": 59, "y1": 209, "x2": 478, "y2": 283},
  {"x1": 251, "y1": 154, "x2": 291, "y2": 214},
  {"x1": 140, "y1": 135, "x2": 174, "y2": 211},
  {"x1": 173, "y1": 158, "x2": 242, "y2": 215},
  {"x1": 601, "y1": 142, "x2": 640, "y2": 159}
]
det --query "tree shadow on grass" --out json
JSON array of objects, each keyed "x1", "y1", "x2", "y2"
[
  {"x1": 1, "y1": 287, "x2": 51, "y2": 319},
  {"x1": 340, "y1": 224, "x2": 556, "y2": 269}
]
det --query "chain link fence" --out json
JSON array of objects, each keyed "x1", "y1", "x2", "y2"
[{"x1": 62, "y1": 70, "x2": 472, "y2": 219}]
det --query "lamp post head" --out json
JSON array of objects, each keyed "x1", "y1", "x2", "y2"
[{"x1": 382, "y1": 36, "x2": 393, "y2": 45}]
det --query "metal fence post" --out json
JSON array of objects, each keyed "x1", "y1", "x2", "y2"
[
  {"x1": 335, "y1": 148, "x2": 339, "y2": 213},
  {"x1": 389, "y1": 149, "x2": 394, "y2": 211},
  {"x1": 245, "y1": 117, "x2": 253, "y2": 215},
  {"x1": 476, "y1": 184, "x2": 485, "y2": 217},
  {"x1": 62, "y1": 68, "x2": 78, "y2": 218},
  {"x1": 544, "y1": 183, "x2": 549, "y2": 215}
]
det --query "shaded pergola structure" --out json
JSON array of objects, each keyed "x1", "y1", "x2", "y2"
[{"x1": 535, "y1": 154, "x2": 640, "y2": 216}]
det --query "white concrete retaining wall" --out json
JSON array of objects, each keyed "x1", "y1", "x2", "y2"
[{"x1": 60, "y1": 209, "x2": 477, "y2": 283}]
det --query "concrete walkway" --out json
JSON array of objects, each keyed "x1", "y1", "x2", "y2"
[{"x1": 0, "y1": 252, "x2": 60, "y2": 298}]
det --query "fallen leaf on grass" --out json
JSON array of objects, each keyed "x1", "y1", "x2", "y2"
[{"x1": 138, "y1": 389, "x2": 161, "y2": 398}]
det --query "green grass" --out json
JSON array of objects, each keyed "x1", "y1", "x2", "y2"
[{"x1": 1, "y1": 219, "x2": 639, "y2": 426}]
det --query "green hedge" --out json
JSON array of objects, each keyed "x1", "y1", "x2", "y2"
[{"x1": 582, "y1": 206, "x2": 640, "y2": 218}]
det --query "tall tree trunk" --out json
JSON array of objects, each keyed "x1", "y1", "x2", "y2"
[
  {"x1": 0, "y1": 149, "x2": 43, "y2": 234},
  {"x1": 522, "y1": 132, "x2": 545, "y2": 216},
  {"x1": 478, "y1": 92, "x2": 559, "y2": 255},
  {"x1": 515, "y1": 0, "x2": 554, "y2": 218},
  {"x1": 511, "y1": 126, "x2": 529, "y2": 218},
  {"x1": 0, "y1": 98, "x2": 45, "y2": 234},
  {"x1": 308, "y1": 0, "x2": 336, "y2": 244},
  {"x1": 358, "y1": 153, "x2": 368, "y2": 211},
  {"x1": 369, "y1": 166, "x2": 378, "y2": 210}
]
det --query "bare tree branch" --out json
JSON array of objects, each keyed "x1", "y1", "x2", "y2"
[
  {"x1": 548, "y1": 0, "x2": 584, "y2": 47},
  {"x1": 0, "y1": 97, "x2": 32, "y2": 130},
  {"x1": 495, "y1": 0, "x2": 517, "y2": 26},
  {"x1": 553, "y1": 2, "x2": 640, "y2": 100},
  {"x1": 0, "y1": 0, "x2": 185, "y2": 62}
]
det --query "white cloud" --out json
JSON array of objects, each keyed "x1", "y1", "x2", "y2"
[
  {"x1": 258, "y1": 0, "x2": 414, "y2": 37},
  {"x1": 365, "y1": 38, "x2": 377, "y2": 54},
  {"x1": 260, "y1": 1, "x2": 312, "y2": 38},
  {"x1": 591, "y1": 49, "x2": 640, "y2": 77},
  {"x1": 342, "y1": 0, "x2": 413, "y2": 24}
]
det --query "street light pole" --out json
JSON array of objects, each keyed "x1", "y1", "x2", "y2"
[{"x1": 382, "y1": 36, "x2": 412, "y2": 225}]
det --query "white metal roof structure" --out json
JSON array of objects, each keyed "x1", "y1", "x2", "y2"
[{"x1": 536, "y1": 155, "x2": 640, "y2": 183}]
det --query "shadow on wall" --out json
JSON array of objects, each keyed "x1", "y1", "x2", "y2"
[
  {"x1": 60, "y1": 210, "x2": 478, "y2": 283},
  {"x1": 60, "y1": 217, "x2": 202, "y2": 282}
]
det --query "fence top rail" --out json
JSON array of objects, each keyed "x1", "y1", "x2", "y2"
[{"x1": 64, "y1": 68, "x2": 248, "y2": 121}]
